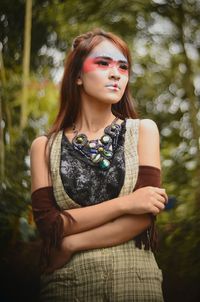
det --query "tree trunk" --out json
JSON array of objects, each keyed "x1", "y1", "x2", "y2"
[
  {"x1": 0, "y1": 45, "x2": 6, "y2": 180},
  {"x1": 20, "y1": 0, "x2": 32, "y2": 129}
]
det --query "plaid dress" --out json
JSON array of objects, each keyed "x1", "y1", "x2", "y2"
[{"x1": 40, "y1": 119, "x2": 164, "y2": 302}]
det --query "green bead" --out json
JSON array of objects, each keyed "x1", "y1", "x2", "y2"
[
  {"x1": 103, "y1": 150, "x2": 113, "y2": 159},
  {"x1": 99, "y1": 159, "x2": 110, "y2": 169}
]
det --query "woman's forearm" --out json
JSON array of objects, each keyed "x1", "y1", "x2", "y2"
[
  {"x1": 65, "y1": 214, "x2": 151, "y2": 252},
  {"x1": 62, "y1": 184, "x2": 166, "y2": 236},
  {"x1": 62, "y1": 194, "x2": 128, "y2": 236},
  {"x1": 46, "y1": 213, "x2": 151, "y2": 272},
  {"x1": 32, "y1": 185, "x2": 165, "y2": 243}
]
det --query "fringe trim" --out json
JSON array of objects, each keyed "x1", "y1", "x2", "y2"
[
  {"x1": 134, "y1": 215, "x2": 158, "y2": 252},
  {"x1": 39, "y1": 212, "x2": 75, "y2": 273}
]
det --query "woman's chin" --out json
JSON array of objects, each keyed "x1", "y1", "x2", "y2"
[{"x1": 97, "y1": 97, "x2": 121, "y2": 105}]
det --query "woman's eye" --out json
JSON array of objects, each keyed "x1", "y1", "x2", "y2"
[
  {"x1": 119, "y1": 64, "x2": 128, "y2": 70},
  {"x1": 96, "y1": 60, "x2": 109, "y2": 66}
]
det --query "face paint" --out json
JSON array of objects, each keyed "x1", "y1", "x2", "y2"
[
  {"x1": 83, "y1": 53, "x2": 129, "y2": 75},
  {"x1": 91, "y1": 51, "x2": 128, "y2": 63},
  {"x1": 78, "y1": 40, "x2": 129, "y2": 105}
]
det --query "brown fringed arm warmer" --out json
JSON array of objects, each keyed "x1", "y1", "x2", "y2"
[
  {"x1": 31, "y1": 186, "x2": 75, "y2": 270},
  {"x1": 133, "y1": 165, "x2": 161, "y2": 252}
]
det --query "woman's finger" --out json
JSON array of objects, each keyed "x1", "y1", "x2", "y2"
[
  {"x1": 151, "y1": 187, "x2": 168, "y2": 203},
  {"x1": 153, "y1": 192, "x2": 166, "y2": 204},
  {"x1": 153, "y1": 200, "x2": 165, "y2": 211}
]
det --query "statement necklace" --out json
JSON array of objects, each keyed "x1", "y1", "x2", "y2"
[{"x1": 72, "y1": 117, "x2": 121, "y2": 170}]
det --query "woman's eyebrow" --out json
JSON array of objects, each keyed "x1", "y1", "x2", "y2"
[{"x1": 93, "y1": 55, "x2": 128, "y2": 64}]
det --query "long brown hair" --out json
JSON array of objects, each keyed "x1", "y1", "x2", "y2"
[{"x1": 47, "y1": 28, "x2": 138, "y2": 138}]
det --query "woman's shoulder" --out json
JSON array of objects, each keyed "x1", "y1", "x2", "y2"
[
  {"x1": 126, "y1": 118, "x2": 159, "y2": 135},
  {"x1": 139, "y1": 118, "x2": 159, "y2": 134},
  {"x1": 30, "y1": 135, "x2": 49, "y2": 155},
  {"x1": 138, "y1": 119, "x2": 159, "y2": 143},
  {"x1": 137, "y1": 119, "x2": 160, "y2": 167},
  {"x1": 30, "y1": 135, "x2": 52, "y2": 191},
  {"x1": 31, "y1": 135, "x2": 48, "y2": 147}
]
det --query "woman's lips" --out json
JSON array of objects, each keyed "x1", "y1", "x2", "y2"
[{"x1": 105, "y1": 84, "x2": 120, "y2": 91}]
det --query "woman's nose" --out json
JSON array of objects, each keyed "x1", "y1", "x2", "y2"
[{"x1": 108, "y1": 66, "x2": 120, "y2": 80}]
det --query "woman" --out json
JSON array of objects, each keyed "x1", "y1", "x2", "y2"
[{"x1": 30, "y1": 28, "x2": 167, "y2": 301}]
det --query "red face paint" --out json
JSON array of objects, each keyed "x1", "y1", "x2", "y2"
[
  {"x1": 82, "y1": 57, "x2": 97, "y2": 73},
  {"x1": 82, "y1": 56, "x2": 129, "y2": 75}
]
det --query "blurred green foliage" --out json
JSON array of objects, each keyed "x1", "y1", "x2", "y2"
[{"x1": 0, "y1": 0, "x2": 200, "y2": 301}]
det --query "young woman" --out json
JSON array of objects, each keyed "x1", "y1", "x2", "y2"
[{"x1": 30, "y1": 28, "x2": 167, "y2": 301}]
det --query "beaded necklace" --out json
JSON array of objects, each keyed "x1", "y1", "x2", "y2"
[{"x1": 72, "y1": 117, "x2": 122, "y2": 170}]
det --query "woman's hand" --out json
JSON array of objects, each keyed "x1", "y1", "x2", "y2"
[
  {"x1": 124, "y1": 186, "x2": 168, "y2": 216},
  {"x1": 45, "y1": 237, "x2": 74, "y2": 274}
]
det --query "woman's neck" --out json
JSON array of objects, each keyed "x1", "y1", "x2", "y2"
[{"x1": 75, "y1": 102, "x2": 116, "y2": 134}]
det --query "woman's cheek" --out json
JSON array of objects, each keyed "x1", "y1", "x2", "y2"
[
  {"x1": 121, "y1": 79, "x2": 128, "y2": 93},
  {"x1": 82, "y1": 59, "x2": 97, "y2": 73}
]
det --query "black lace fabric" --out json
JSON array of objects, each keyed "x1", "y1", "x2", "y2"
[{"x1": 60, "y1": 120, "x2": 126, "y2": 206}]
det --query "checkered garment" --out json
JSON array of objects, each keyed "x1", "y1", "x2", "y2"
[{"x1": 40, "y1": 119, "x2": 164, "y2": 302}]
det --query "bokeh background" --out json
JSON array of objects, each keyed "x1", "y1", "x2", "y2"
[{"x1": 0, "y1": 0, "x2": 200, "y2": 301}]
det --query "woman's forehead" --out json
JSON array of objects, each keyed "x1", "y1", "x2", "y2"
[{"x1": 88, "y1": 40, "x2": 127, "y2": 62}]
